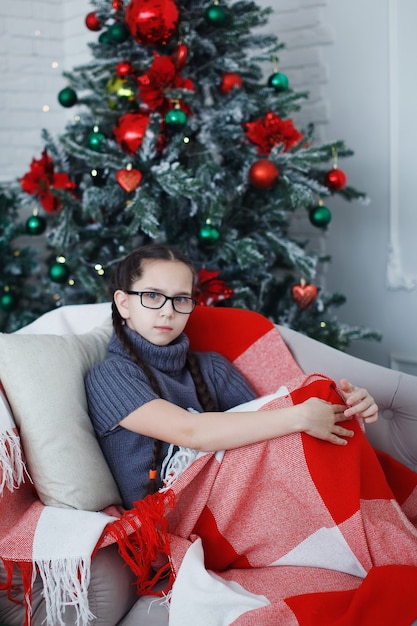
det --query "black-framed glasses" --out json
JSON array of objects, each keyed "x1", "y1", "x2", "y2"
[{"x1": 126, "y1": 290, "x2": 198, "y2": 314}]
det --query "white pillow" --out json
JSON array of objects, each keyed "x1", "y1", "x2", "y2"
[
  {"x1": 0, "y1": 319, "x2": 122, "y2": 510},
  {"x1": 227, "y1": 385, "x2": 289, "y2": 412}
]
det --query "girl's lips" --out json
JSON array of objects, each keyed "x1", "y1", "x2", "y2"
[{"x1": 154, "y1": 325, "x2": 173, "y2": 331}]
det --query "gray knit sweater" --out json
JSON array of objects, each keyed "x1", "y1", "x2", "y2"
[{"x1": 85, "y1": 327, "x2": 256, "y2": 508}]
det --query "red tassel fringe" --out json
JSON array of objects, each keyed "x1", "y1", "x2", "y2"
[
  {"x1": 101, "y1": 488, "x2": 176, "y2": 596},
  {"x1": 0, "y1": 558, "x2": 34, "y2": 626}
]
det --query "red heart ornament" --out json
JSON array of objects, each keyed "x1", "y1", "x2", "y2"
[
  {"x1": 116, "y1": 168, "x2": 142, "y2": 192},
  {"x1": 291, "y1": 283, "x2": 318, "y2": 310}
]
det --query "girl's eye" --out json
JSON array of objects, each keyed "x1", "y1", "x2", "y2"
[
  {"x1": 147, "y1": 292, "x2": 162, "y2": 301},
  {"x1": 174, "y1": 296, "x2": 186, "y2": 304}
]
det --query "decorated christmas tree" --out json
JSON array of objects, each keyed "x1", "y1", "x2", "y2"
[{"x1": 0, "y1": 0, "x2": 379, "y2": 348}]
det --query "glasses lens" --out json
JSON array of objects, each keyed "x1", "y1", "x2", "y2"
[
  {"x1": 173, "y1": 297, "x2": 195, "y2": 313},
  {"x1": 141, "y1": 292, "x2": 165, "y2": 308}
]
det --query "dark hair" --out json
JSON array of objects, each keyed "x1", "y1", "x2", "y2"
[{"x1": 110, "y1": 244, "x2": 217, "y2": 495}]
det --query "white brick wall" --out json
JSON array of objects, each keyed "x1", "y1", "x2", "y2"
[
  {"x1": 0, "y1": 0, "x2": 88, "y2": 182},
  {"x1": 0, "y1": 0, "x2": 331, "y2": 182}
]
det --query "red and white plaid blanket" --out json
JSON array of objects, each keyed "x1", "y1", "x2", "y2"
[{"x1": 1, "y1": 307, "x2": 417, "y2": 625}]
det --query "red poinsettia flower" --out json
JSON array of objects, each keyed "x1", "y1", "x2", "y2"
[
  {"x1": 137, "y1": 52, "x2": 194, "y2": 112},
  {"x1": 20, "y1": 149, "x2": 76, "y2": 213},
  {"x1": 243, "y1": 112, "x2": 303, "y2": 156},
  {"x1": 195, "y1": 269, "x2": 234, "y2": 306}
]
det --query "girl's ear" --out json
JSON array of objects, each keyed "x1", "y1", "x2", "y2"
[{"x1": 114, "y1": 289, "x2": 130, "y2": 320}]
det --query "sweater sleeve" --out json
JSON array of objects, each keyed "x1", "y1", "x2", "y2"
[{"x1": 85, "y1": 358, "x2": 159, "y2": 436}]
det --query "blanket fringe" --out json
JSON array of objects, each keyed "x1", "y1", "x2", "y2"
[
  {"x1": 0, "y1": 559, "x2": 35, "y2": 626},
  {"x1": 103, "y1": 490, "x2": 176, "y2": 597},
  {"x1": 0, "y1": 429, "x2": 30, "y2": 495},
  {"x1": 35, "y1": 556, "x2": 94, "y2": 626}
]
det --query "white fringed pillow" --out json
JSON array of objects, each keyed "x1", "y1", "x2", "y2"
[{"x1": 0, "y1": 319, "x2": 121, "y2": 510}]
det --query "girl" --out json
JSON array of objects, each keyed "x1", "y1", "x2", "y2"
[{"x1": 85, "y1": 244, "x2": 377, "y2": 510}]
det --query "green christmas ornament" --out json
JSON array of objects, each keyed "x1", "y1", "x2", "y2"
[
  {"x1": 0, "y1": 289, "x2": 18, "y2": 312},
  {"x1": 199, "y1": 223, "x2": 220, "y2": 244},
  {"x1": 48, "y1": 260, "x2": 70, "y2": 284},
  {"x1": 87, "y1": 129, "x2": 105, "y2": 152},
  {"x1": 309, "y1": 203, "x2": 332, "y2": 228},
  {"x1": 108, "y1": 22, "x2": 130, "y2": 44},
  {"x1": 268, "y1": 72, "x2": 289, "y2": 92},
  {"x1": 26, "y1": 214, "x2": 47, "y2": 235},
  {"x1": 98, "y1": 30, "x2": 111, "y2": 44},
  {"x1": 205, "y1": 3, "x2": 228, "y2": 25},
  {"x1": 57, "y1": 86, "x2": 78, "y2": 108},
  {"x1": 165, "y1": 107, "x2": 188, "y2": 129}
]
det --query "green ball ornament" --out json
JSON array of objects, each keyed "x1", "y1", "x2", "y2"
[
  {"x1": 0, "y1": 290, "x2": 18, "y2": 312},
  {"x1": 165, "y1": 108, "x2": 188, "y2": 129},
  {"x1": 199, "y1": 223, "x2": 220, "y2": 244},
  {"x1": 57, "y1": 86, "x2": 78, "y2": 108},
  {"x1": 87, "y1": 130, "x2": 105, "y2": 152},
  {"x1": 309, "y1": 204, "x2": 332, "y2": 228},
  {"x1": 26, "y1": 214, "x2": 47, "y2": 235},
  {"x1": 205, "y1": 4, "x2": 228, "y2": 25},
  {"x1": 98, "y1": 30, "x2": 111, "y2": 44},
  {"x1": 108, "y1": 22, "x2": 130, "y2": 43},
  {"x1": 48, "y1": 261, "x2": 70, "y2": 284},
  {"x1": 268, "y1": 72, "x2": 289, "y2": 92}
]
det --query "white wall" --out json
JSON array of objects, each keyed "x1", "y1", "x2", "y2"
[
  {"x1": 0, "y1": 0, "x2": 89, "y2": 182},
  {"x1": 319, "y1": 0, "x2": 417, "y2": 372},
  {"x1": 2, "y1": 0, "x2": 415, "y2": 371}
]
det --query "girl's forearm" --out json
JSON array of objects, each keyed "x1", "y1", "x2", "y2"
[{"x1": 120, "y1": 398, "x2": 306, "y2": 450}]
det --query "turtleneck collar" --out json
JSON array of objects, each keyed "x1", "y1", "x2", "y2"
[{"x1": 109, "y1": 325, "x2": 190, "y2": 374}]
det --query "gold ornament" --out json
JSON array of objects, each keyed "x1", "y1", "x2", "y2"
[{"x1": 106, "y1": 77, "x2": 135, "y2": 109}]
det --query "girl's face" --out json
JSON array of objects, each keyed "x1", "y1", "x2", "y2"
[{"x1": 114, "y1": 259, "x2": 194, "y2": 346}]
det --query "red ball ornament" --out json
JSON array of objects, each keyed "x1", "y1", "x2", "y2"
[
  {"x1": 291, "y1": 281, "x2": 318, "y2": 310},
  {"x1": 248, "y1": 159, "x2": 279, "y2": 190},
  {"x1": 85, "y1": 12, "x2": 102, "y2": 31},
  {"x1": 113, "y1": 112, "x2": 150, "y2": 153},
  {"x1": 325, "y1": 167, "x2": 347, "y2": 191},
  {"x1": 219, "y1": 72, "x2": 243, "y2": 94},
  {"x1": 116, "y1": 61, "x2": 134, "y2": 78},
  {"x1": 125, "y1": 0, "x2": 179, "y2": 45}
]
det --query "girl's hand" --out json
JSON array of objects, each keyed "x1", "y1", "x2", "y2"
[
  {"x1": 339, "y1": 378, "x2": 379, "y2": 424},
  {"x1": 299, "y1": 397, "x2": 355, "y2": 445}
]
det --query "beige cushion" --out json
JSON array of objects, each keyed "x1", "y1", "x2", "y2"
[{"x1": 0, "y1": 319, "x2": 121, "y2": 510}]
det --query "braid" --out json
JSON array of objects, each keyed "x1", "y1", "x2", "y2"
[
  {"x1": 113, "y1": 304, "x2": 163, "y2": 495},
  {"x1": 186, "y1": 351, "x2": 218, "y2": 412}
]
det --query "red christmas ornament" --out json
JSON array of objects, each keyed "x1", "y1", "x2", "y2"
[
  {"x1": 116, "y1": 167, "x2": 143, "y2": 192},
  {"x1": 195, "y1": 269, "x2": 234, "y2": 306},
  {"x1": 112, "y1": 0, "x2": 124, "y2": 9},
  {"x1": 172, "y1": 43, "x2": 188, "y2": 70},
  {"x1": 116, "y1": 61, "x2": 134, "y2": 78},
  {"x1": 137, "y1": 52, "x2": 194, "y2": 112},
  {"x1": 325, "y1": 167, "x2": 347, "y2": 191},
  {"x1": 20, "y1": 149, "x2": 76, "y2": 213},
  {"x1": 291, "y1": 281, "x2": 318, "y2": 310},
  {"x1": 85, "y1": 12, "x2": 102, "y2": 31},
  {"x1": 113, "y1": 112, "x2": 150, "y2": 153},
  {"x1": 244, "y1": 112, "x2": 303, "y2": 155},
  {"x1": 219, "y1": 72, "x2": 243, "y2": 94},
  {"x1": 248, "y1": 159, "x2": 279, "y2": 190},
  {"x1": 125, "y1": 0, "x2": 179, "y2": 45}
]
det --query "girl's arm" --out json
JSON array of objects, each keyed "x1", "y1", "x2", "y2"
[{"x1": 120, "y1": 396, "x2": 355, "y2": 451}]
